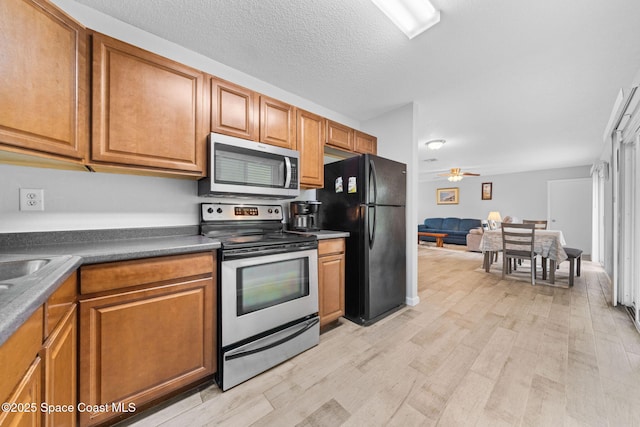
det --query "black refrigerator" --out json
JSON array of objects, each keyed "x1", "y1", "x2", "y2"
[{"x1": 317, "y1": 154, "x2": 406, "y2": 325}]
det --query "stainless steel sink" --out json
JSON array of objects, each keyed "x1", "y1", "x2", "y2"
[{"x1": 0, "y1": 259, "x2": 50, "y2": 282}]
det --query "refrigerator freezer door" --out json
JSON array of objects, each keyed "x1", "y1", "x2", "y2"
[
  {"x1": 319, "y1": 157, "x2": 362, "y2": 231},
  {"x1": 364, "y1": 155, "x2": 406, "y2": 206}
]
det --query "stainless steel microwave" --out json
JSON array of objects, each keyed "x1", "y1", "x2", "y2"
[{"x1": 198, "y1": 133, "x2": 300, "y2": 199}]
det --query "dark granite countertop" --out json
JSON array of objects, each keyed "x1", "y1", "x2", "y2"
[
  {"x1": 286, "y1": 230, "x2": 350, "y2": 239},
  {"x1": 0, "y1": 226, "x2": 221, "y2": 346}
]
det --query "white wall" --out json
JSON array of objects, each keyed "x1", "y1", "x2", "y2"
[
  {"x1": 363, "y1": 103, "x2": 419, "y2": 307},
  {"x1": 0, "y1": 163, "x2": 202, "y2": 232},
  {"x1": 417, "y1": 165, "x2": 591, "y2": 223}
]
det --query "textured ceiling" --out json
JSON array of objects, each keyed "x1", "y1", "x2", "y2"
[{"x1": 72, "y1": 0, "x2": 640, "y2": 180}]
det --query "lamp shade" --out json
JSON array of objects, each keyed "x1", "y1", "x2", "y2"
[{"x1": 487, "y1": 211, "x2": 502, "y2": 222}]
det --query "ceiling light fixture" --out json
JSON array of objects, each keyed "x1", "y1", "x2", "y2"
[
  {"x1": 426, "y1": 139, "x2": 446, "y2": 150},
  {"x1": 371, "y1": 0, "x2": 441, "y2": 39}
]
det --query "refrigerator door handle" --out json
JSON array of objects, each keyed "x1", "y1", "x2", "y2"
[
  {"x1": 369, "y1": 158, "x2": 378, "y2": 205},
  {"x1": 368, "y1": 205, "x2": 376, "y2": 249}
]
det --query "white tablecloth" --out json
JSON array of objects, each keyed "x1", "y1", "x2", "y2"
[{"x1": 479, "y1": 229, "x2": 568, "y2": 263}]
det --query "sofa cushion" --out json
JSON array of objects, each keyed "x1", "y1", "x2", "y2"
[
  {"x1": 459, "y1": 218, "x2": 482, "y2": 232},
  {"x1": 441, "y1": 217, "x2": 461, "y2": 231},
  {"x1": 424, "y1": 218, "x2": 443, "y2": 229}
]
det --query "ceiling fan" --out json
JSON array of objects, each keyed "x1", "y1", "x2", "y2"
[{"x1": 438, "y1": 168, "x2": 480, "y2": 182}]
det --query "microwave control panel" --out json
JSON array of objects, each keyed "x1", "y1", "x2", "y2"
[{"x1": 288, "y1": 160, "x2": 298, "y2": 189}]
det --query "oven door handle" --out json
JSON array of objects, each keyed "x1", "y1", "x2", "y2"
[{"x1": 225, "y1": 317, "x2": 319, "y2": 361}]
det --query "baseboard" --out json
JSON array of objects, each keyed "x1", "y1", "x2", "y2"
[{"x1": 405, "y1": 295, "x2": 420, "y2": 306}]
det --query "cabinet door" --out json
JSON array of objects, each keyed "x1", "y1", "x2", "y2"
[
  {"x1": 91, "y1": 33, "x2": 206, "y2": 175},
  {"x1": 211, "y1": 78, "x2": 258, "y2": 140},
  {"x1": 318, "y1": 253, "x2": 345, "y2": 327},
  {"x1": 42, "y1": 306, "x2": 77, "y2": 427},
  {"x1": 354, "y1": 130, "x2": 377, "y2": 155},
  {"x1": 0, "y1": 307, "x2": 43, "y2": 405},
  {"x1": 297, "y1": 109, "x2": 325, "y2": 188},
  {"x1": 79, "y1": 278, "x2": 215, "y2": 426},
  {"x1": 259, "y1": 96, "x2": 296, "y2": 149},
  {"x1": 318, "y1": 239, "x2": 346, "y2": 327},
  {"x1": 0, "y1": 357, "x2": 42, "y2": 427},
  {"x1": 0, "y1": 0, "x2": 88, "y2": 161},
  {"x1": 326, "y1": 121, "x2": 354, "y2": 151}
]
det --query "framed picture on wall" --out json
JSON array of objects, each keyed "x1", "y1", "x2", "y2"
[
  {"x1": 436, "y1": 187, "x2": 459, "y2": 205},
  {"x1": 481, "y1": 182, "x2": 492, "y2": 200}
]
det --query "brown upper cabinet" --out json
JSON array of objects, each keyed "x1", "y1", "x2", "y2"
[
  {"x1": 210, "y1": 77, "x2": 259, "y2": 141},
  {"x1": 326, "y1": 120, "x2": 354, "y2": 152},
  {"x1": 0, "y1": 0, "x2": 89, "y2": 163},
  {"x1": 354, "y1": 130, "x2": 377, "y2": 155},
  {"x1": 91, "y1": 32, "x2": 206, "y2": 176},
  {"x1": 260, "y1": 96, "x2": 296, "y2": 150},
  {"x1": 297, "y1": 109, "x2": 325, "y2": 188},
  {"x1": 210, "y1": 81, "x2": 297, "y2": 149}
]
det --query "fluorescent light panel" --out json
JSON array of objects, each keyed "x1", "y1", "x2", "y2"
[{"x1": 372, "y1": 0, "x2": 441, "y2": 39}]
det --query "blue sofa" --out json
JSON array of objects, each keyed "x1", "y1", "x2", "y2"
[{"x1": 418, "y1": 217, "x2": 482, "y2": 245}]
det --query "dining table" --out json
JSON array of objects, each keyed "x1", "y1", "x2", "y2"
[{"x1": 479, "y1": 228, "x2": 568, "y2": 284}]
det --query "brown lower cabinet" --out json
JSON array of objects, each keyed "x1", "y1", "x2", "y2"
[
  {"x1": 318, "y1": 238, "x2": 346, "y2": 327},
  {"x1": 42, "y1": 305, "x2": 77, "y2": 427},
  {"x1": 78, "y1": 252, "x2": 216, "y2": 426},
  {"x1": 0, "y1": 357, "x2": 42, "y2": 427},
  {"x1": 0, "y1": 273, "x2": 77, "y2": 427},
  {"x1": 0, "y1": 307, "x2": 44, "y2": 427}
]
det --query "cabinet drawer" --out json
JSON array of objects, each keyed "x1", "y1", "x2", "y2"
[
  {"x1": 80, "y1": 252, "x2": 214, "y2": 295},
  {"x1": 318, "y1": 238, "x2": 345, "y2": 256}
]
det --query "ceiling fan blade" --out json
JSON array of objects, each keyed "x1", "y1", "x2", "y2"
[{"x1": 462, "y1": 172, "x2": 480, "y2": 176}]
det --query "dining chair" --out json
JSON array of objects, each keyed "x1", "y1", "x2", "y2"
[
  {"x1": 523, "y1": 219, "x2": 548, "y2": 229},
  {"x1": 522, "y1": 220, "x2": 548, "y2": 272},
  {"x1": 501, "y1": 223, "x2": 537, "y2": 285}
]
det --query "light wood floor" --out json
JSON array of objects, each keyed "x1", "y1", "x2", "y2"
[{"x1": 121, "y1": 245, "x2": 640, "y2": 426}]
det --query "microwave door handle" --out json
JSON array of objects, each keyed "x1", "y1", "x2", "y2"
[{"x1": 284, "y1": 157, "x2": 292, "y2": 188}]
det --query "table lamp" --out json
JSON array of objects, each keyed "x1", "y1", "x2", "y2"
[{"x1": 487, "y1": 211, "x2": 502, "y2": 229}]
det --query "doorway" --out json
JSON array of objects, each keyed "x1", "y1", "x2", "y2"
[{"x1": 548, "y1": 178, "x2": 592, "y2": 256}]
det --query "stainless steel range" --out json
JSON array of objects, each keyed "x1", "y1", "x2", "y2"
[{"x1": 201, "y1": 203, "x2": 319, "y2": 391}]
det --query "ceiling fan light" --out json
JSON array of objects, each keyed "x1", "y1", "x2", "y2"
[
  {"x1": 371, "y1": 0, "x2": 441, "y2": 39},
  {"x1": 426, "y1": 139, "x2": 446, "y2": 150}
]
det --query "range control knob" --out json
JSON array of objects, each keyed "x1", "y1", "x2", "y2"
[
  {"x1": 216, "y1": 208, "x2": 223, "y2": 214},
  {"x1": 207, "y1": 207, "x2": 214, "y2": 214},
  {"x1": 274, "y1": 208, "x2": 280, "y2": 214},
  {"x1": 267, "y1": 208, "x2": 273, "y2": 214}
]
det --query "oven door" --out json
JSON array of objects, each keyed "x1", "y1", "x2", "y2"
[{"x1": 220, "y1": 248, "x2": 318, "y2": 347}]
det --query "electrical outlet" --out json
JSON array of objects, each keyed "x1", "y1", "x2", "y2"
[{"x1": 19, "y1": 188, "x2": 44, "y2": 211}]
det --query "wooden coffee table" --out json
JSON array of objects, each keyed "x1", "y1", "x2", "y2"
[{"x1": 417, "y1": 232, "x2": 448, "y2": 248}]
